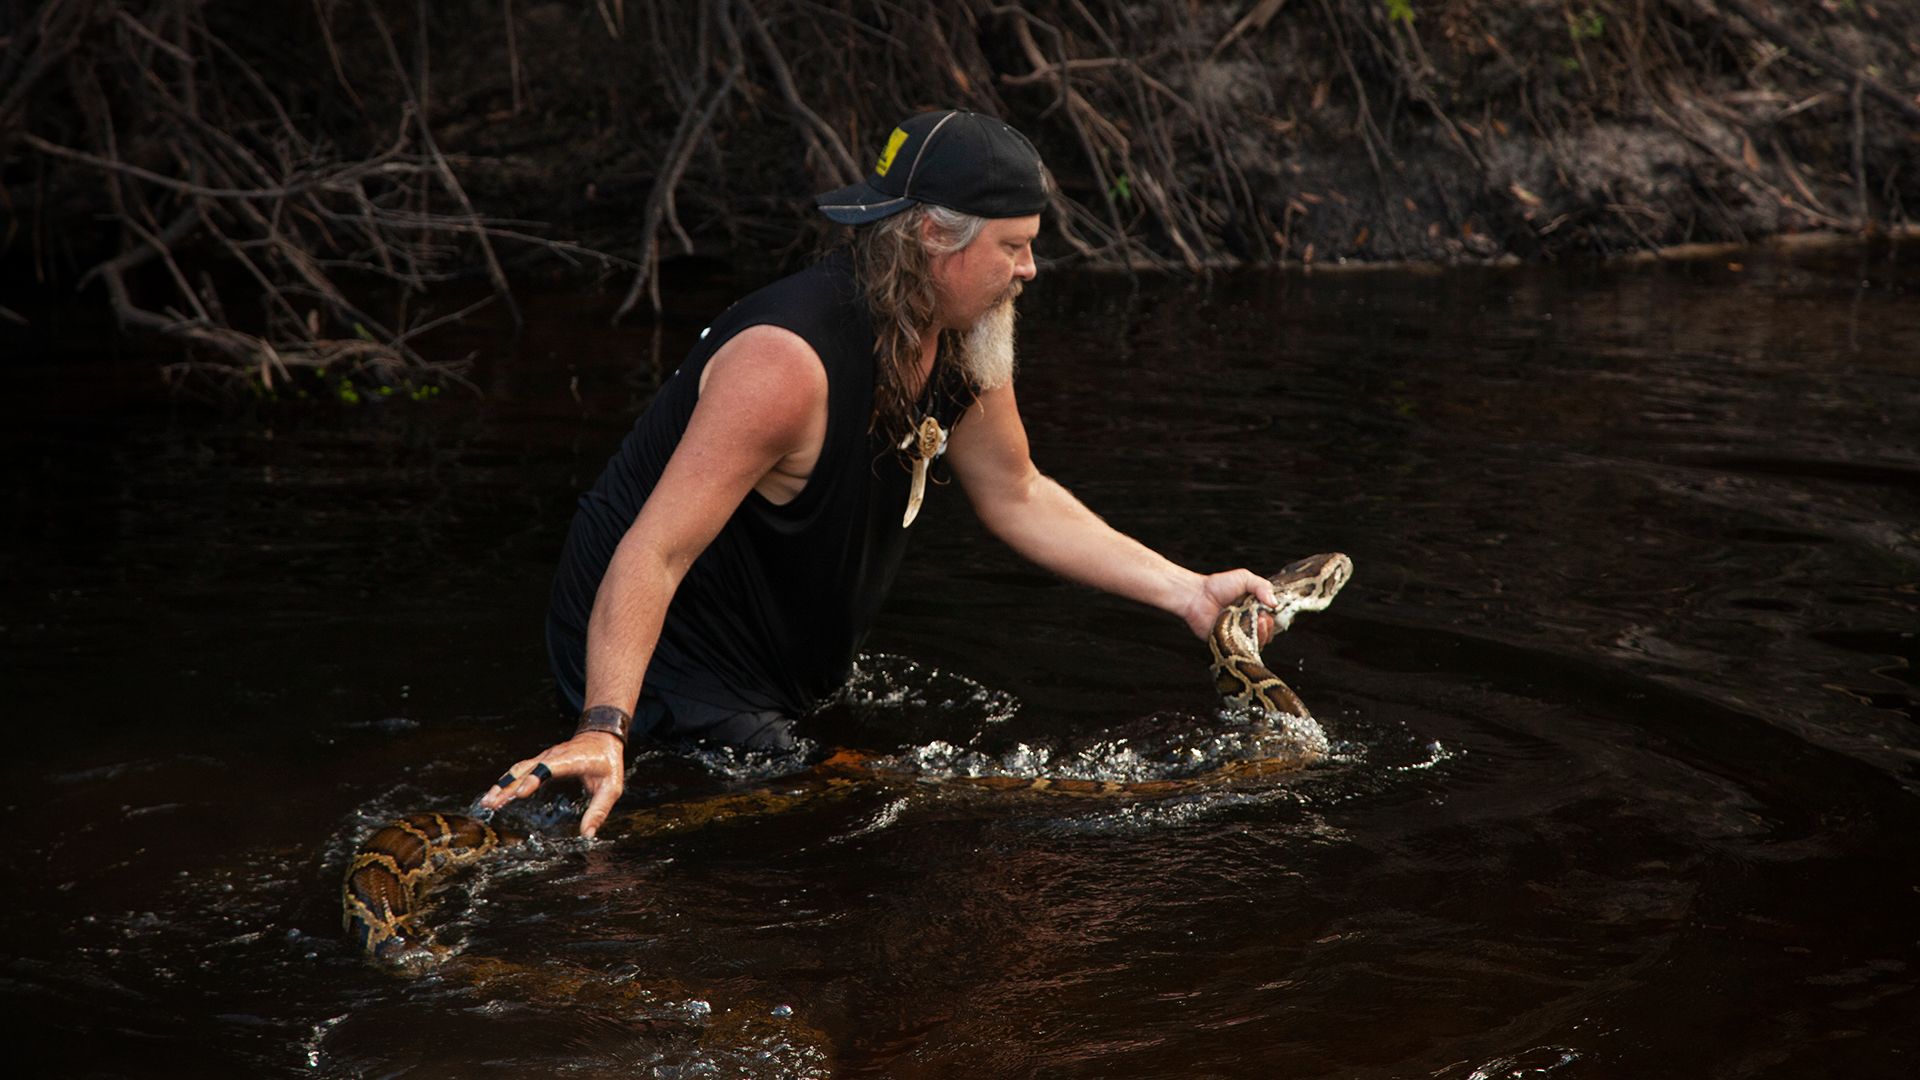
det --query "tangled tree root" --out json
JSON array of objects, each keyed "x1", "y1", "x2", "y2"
[{"x1": 5, "y1": 1, "x2": 1916, "y2": 384}]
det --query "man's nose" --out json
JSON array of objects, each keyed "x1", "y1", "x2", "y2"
[{"x1": 1014, "y1": 247, "x2": 1037, "y2": 281}]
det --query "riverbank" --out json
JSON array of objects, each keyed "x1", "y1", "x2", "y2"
[{"x1": 5, "y1": 1, "x2": 1916, "y2": 380}]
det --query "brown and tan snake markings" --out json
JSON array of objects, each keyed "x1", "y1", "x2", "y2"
[
  {"x1": 341, "y1": 552, "x2": 1352, "y2": 966},
  {"x1": 341, "y1": 812, "x2": 516, "y2": 962}
]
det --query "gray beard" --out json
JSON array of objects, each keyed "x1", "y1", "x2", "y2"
[{"x1": 958, "y1": 297, "x2": 1018, "y2": 390}]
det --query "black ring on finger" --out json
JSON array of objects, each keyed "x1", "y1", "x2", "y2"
[
  {"x1": 495, "y1": 772, "x2": 517, "y2": 788},
  {"x1": 530, "y1": 762, "x2": 553, "y2": 783}
]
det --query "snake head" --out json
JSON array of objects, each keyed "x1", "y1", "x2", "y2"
[{"x1": 1266, "y1": 553, "x2": 1352, "y2": 624}]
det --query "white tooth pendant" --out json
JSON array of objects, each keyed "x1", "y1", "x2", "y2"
[{"x1": 900, "y1": 415, "x2": 946, "y2": 527}]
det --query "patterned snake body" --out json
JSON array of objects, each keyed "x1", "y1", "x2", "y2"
[
  {"x1": 343, "y1": 553, "x2": 1351, "y2": 963},
  {"x1": 1208, "y1": 552, "x2": 1352, "y2": 715},
  {"x1": 342, "y1": 812, "x2": 516, "y2": 962}
]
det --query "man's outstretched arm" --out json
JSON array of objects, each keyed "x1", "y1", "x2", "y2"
[{"x1": 945, "y1": 380, "x2": 1277, "y2": 639}]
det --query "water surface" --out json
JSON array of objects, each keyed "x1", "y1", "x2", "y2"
[{"x1": 4, "y1": 248, "x2": 1918, "y2": 1077}]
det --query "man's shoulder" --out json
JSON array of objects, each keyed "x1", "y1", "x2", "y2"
[
  {"x1": 713, "y1": 324, "x2": 821, "y2": 369},
  {"x1": 701, "y1": 324, "x2": 827, "y2": 411}
]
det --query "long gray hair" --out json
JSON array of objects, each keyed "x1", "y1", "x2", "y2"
[{"x1": 849, "y1": 205, "x2": 986, "y2": 445}]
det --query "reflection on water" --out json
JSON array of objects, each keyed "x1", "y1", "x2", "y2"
[{"x1": 5, "y1": 248, "x2": 1919, "y2": 1076}]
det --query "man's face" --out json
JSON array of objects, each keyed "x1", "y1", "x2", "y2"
[{"x1": 929, "y1": 214, "x2": 1040, "y2": 331}]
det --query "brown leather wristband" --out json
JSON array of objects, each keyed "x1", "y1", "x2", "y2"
[{"x1": 574, "y1": 704, "x2": 633, "y2": 743}]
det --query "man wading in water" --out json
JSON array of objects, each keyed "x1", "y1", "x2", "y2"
[{"x1": 481, "y1": 110, "x2": 1279, "y2": 836}]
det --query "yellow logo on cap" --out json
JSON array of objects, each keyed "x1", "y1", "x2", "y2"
[{"x1": 874, "y1": 128, "x2": 909, "y2": 176}]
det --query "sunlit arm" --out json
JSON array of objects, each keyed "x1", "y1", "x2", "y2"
[
  {"x1": 480, "y1": 326, "x2": 827, "y2": 835},
  {"x1": 946, "y1": 381, "x2": 1277, "y2": 640}
]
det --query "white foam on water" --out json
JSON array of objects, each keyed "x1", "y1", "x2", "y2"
[
  {"x1": 835, "y1": 652, "x2": 1022, "y2": 726},
  {"x1": 834, "y1": 795, "x2": 911, "y2": 841}
]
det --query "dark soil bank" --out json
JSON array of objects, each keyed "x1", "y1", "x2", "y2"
[{"x1": 5, "y1": 1, "x2": 1919, "y2": 371}]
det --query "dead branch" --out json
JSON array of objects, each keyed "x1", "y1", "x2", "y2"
[
  {"x1": 368, "y1": 0, "x2": 521, "y2": 329},
  {"x1": 12, "y1": 0, "x2": 1920, "y2": 390},
  {"x1": 1213, "y1": 0, "x2": 1290, "y2": 59},
  {"x1": 1702, "y1": 0, "x2": 1920, "y2": 125},
  {"x1": 738, "y1": 0, "x2": 861, "y2": 180},
  {"x1": 614, "y1": 0, "x2": 745, "y2": 321}
]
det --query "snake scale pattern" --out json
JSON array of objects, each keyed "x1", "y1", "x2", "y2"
[{"x1": 343, "y1": 552, "x2": 1351, "y2": 964}]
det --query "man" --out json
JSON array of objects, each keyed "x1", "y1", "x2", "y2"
[{"x1": 481, "y1": 110, "x2": 1278, "y2": 836}]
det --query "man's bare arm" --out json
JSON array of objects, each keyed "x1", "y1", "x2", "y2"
[
  {"x1": 944, "y1": 380, "x2": 1277, "y2": 639},
  {"x1": 480, "y1": 325, "x2": 827, "y2": 835}
]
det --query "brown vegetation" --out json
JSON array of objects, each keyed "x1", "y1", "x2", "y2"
[{"x1": 3, "y1": 0, "x2": 1916, "y2": 384}]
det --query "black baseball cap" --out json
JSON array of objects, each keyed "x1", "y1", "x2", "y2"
[{"x1": 815, "y1": 109, "x2": 1048, "y2": 225}]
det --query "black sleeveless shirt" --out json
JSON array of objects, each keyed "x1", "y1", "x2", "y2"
[{"x1": 547, "y1": 255, "x2": 973, "y2": 715}]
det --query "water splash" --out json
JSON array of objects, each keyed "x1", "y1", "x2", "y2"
[
  {"x1": 869, "y1": 707, "x2": 1329, "y2": 787},
  {"x1": 685, "y1": 736, "x2": 822, "y2": 783},
  {"x1": 1464, "y1": 1045, "x2": 1582, "y2": 1079},
  {"x1": 836, "y1": 796, "x2": 911, "y2": 840},
  {"x1": 1389, "y1": 739, "x2": 1455, "y2": 773},
  {"x1": 302, "y1": 1012, "x2": 347, "y2": 1069},
  {"x1": 833, "y1": 652, "x2": 1022, "y2": 725}
]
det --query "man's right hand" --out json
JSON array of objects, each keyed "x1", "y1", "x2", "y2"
[{"x1": 478, "y1": 731, "x2": 625, "y2": 838}]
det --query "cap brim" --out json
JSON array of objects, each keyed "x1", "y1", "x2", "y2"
[{"x1": 814, "y1": 180, "x2": 915, "y2": 225}]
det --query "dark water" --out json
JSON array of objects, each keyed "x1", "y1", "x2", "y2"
[{"x1": 5, "y1": 249, "x2": 1918, "y2": 1077}]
